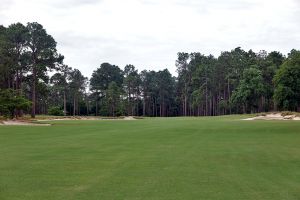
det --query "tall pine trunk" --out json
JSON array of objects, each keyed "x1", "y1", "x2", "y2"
[
  {"x1": 63, "y1": 90, "x2": 67, "y2": 116},
  {"x1": 95, "y1": 100, "x2": 98, "y2": 116},
  {"x1": 31, "y1": 66, "x2": 36, "y2": 118},
  {"x1": 205, "y1": 82, "x2": 208, "y2": 116},
  {"x1": 73, "y1": 96, "x2": 76, "y2": 116},
  {"x1": 227, "y1": 79, "x2": 231, "y2": 115},
  {"x1": 143, "y1": 96, "x2": 146, "y2": 116},
  {"x1": 184, "y1": 94, "x2": 187, "y2": 116}
]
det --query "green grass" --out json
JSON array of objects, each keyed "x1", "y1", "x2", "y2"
[{"x1": 1, "y1": 116, "x2": 300, "y2": 200}]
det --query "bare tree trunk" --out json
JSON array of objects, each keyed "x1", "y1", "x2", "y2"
[
  {"x1": 155, "y1": 99, "x2": 157, "y2": 117},
  {"x1": 143, "y1": 96, "x2": 146, "y2": 116},
  {"x1": 131, "y1": 99, "x2": 134, "y2": 116},
  {"x1": 160, "y1": 104, "x2": 162, "y2": 117},
  {"x1": 209, "y1": 91, "x2": 212, "y2": 116},
  {"x1": 261, "y1": 96, "x2": 264, "y2": 112},
  {"x1": 95, "y1": 100, "x2": 98, "y2": 116},
  {"x1": 182, "y1": 100, "x2": 184, "y2": 116},
  {"x1": 227, "y1": 79, "x2": 231, "y2": 115},
  {"x1": 223, "y1": 87, "x2": 226, "y2": 115},
  {"x1": 152, "y1": 101, "x2": 155, "y2": 117},
  {"x1": 211, "y1": 96, "x2": 214, "y2": 116},
  {"x1": 77, "y1": 97, "x2": 80, "y2": 116},
  {"x1": 64, "y1": 90, "x2": 67, "y2": 116},
  {"x1": 184, "y1": 95, "x2": 187, "y2": 116},
  {"x1": 86, "y1": 96, "x2": 89, "y2": 116},
  {"x1": 31, "y1": 66, "x2": 36, "y2": 118},
  {"x1": 205, "y1": 83, "x2": 208, "y2": 116},
  {"x1": 73, "y1": 96, "x2": 76, "y2": 116},
  {"x1": 15, "y1": 70, "x2": 21, "y2": 118}
]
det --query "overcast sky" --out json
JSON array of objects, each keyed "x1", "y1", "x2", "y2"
[{"x1": 1, "y1": 0, "x2": 299, "y2": 77}]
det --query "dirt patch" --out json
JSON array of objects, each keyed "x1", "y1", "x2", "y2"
[
  {"x1": 0, "y1": 120, "x2": 51, "y2": 126},
  {"x1": 243, "y1": 113, "x2": 300, "y2": 121}
]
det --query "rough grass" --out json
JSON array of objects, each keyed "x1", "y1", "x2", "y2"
[{"x1": 0, "y1": 115, "x2": 300, "y2": 200}]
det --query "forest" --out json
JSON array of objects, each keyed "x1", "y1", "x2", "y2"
[{"x1": 0, "y1": 22, "x2": 300, "y2": 118}]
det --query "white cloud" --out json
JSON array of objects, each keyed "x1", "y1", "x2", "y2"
[{"x1": 1, "y1": 0, "x2": 299, "y2": 77}]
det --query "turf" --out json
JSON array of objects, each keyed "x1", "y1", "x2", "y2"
[{"x1": 1, "y1": 116, "x2": 300, "y2": 200}]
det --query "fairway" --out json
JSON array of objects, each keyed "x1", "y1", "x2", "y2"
[{"x1": 1, "y1": 116, "x2": 300, "y2": 200}]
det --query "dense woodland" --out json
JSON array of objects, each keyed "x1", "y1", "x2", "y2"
[{"x1": 0, "y1": 22, "x2": 300, "y2": 118}]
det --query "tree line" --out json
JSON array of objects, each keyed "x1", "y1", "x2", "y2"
[{"x1": 0, "y1": 22, "x2": 299, "y2": 118}]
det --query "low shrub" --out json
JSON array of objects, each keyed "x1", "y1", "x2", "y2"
[{"x1": 48, "y1": 106, "x2": 64, "y2": 116}]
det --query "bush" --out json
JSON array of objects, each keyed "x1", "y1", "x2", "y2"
[
  {"x1": 48, "y1": 106, "x2": 64, "y2": 116},
  {"x1": 0, "y1": 89, "x2": 31, "y2": 119}
]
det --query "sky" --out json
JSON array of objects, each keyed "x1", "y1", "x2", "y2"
[{"x1": 0, "y1": 0, "x2": 299, "y2": 77}]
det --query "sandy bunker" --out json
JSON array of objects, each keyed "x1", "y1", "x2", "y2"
[
  {"x1": 243, "y1": 113, "x2": 300, "y2": 121},
  {"x1": 0, "y1": 120, "x2": 51, "y2": 126}
]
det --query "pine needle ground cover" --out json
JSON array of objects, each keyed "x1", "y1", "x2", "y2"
[{"x1": 1, "y1": 116, "x2": 300, "y2": 200}]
